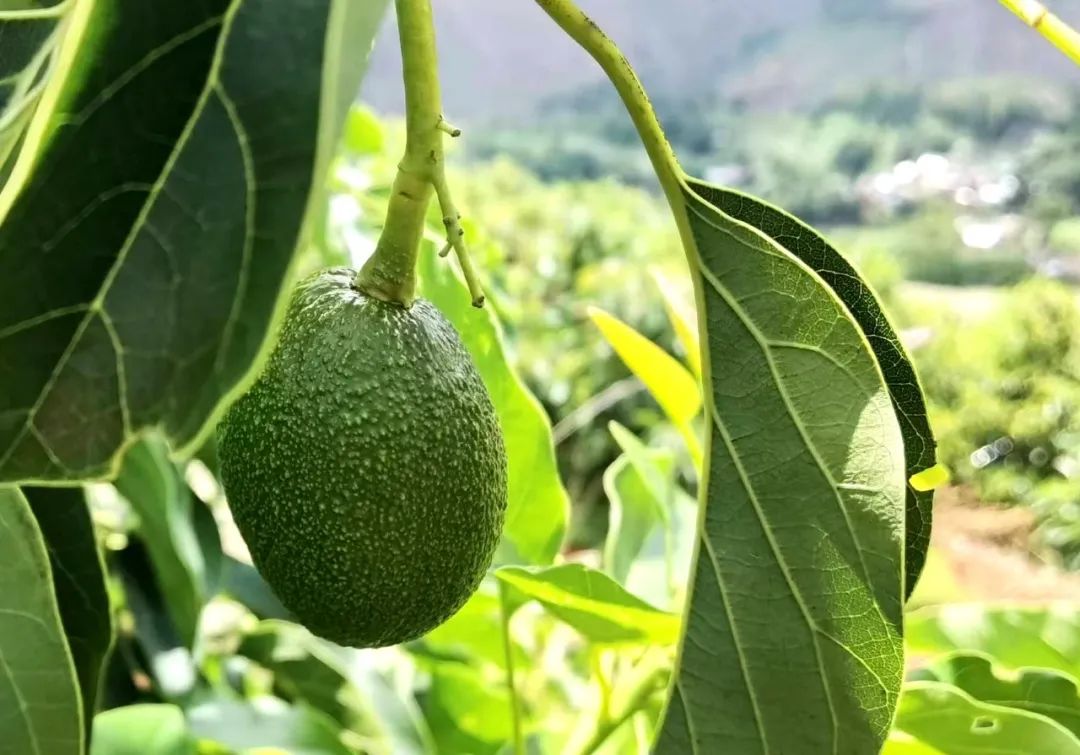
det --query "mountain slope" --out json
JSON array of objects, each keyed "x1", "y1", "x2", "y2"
[{"x1": 361, "y1": 0, "x2": 1080, "y2": 118}]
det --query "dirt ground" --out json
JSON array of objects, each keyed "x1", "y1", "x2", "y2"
[{"x1": 924, "y1": 485, "x2": 1080, "y2": 603}]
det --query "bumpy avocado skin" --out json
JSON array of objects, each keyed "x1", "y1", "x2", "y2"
[{"x1": 218, "y1": 268, "x2": 507, "y2": 648}]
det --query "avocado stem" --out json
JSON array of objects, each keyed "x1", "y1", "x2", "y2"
[{"x1": 355, "y1": 0, "x2": 486, "y2": 308}]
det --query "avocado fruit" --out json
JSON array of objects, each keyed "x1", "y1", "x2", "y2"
[{"x1": 218, "y1": 267, "x2": 507, "y2": 648}]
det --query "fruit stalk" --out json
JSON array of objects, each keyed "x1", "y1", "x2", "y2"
[{"x1": 355, "y1": 0, "x2": 485, "y2": 307}]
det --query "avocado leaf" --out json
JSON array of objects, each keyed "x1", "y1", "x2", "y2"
[
  {"x1": 24, "y1": 486, "x2": 112, "y2": 743},
  {"x1": 889, "y1": 682, "x2": 1080, "y2": 754},
  {"x1": 0, "y1": 486, "x2": 82, "y2": 753},
  {"x1": 911, "y1": 652, "x2": 1080, "y2": 738},
  {"x1": 687, "y1": 182, "x2": 936, "y2": 598},
  {"x1": 653, "y1": 178, "x2": 907, "y2": 754},
  {"x1": 496, "y1": 563, "x2": 680, "y2": 645},
  {"x1": 0, "y1": 0, "x2": 389, "y2": 483}
]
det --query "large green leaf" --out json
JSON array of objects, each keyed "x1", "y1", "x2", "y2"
[
  {"x1": 0, "y1": 1, "x2": 71, "y2": 186},
  {"x1": 907, "y1": 604, "x2": 1080, "y2": 678},
  {"x1": 90, "y1": 704, "x2": 195, "y2": 755},
  {"x1": 418, "y1": 243, "x2": 567, "y2": 564},
  {"x1": 654, "y1": 180, "x2": 907, "y2": 754},
  {"x1": 24, "y1": 486, "x2": 112, "y2": 741},
  {"x1": 496, "y1": 564, "x2": 680, "y2": 645},
  {"x1": 691, "y1": 183, "x2": 937, "y2": 597},
  {"x1": 0, "y1": 0, "x2": 389, "y2": 483},
  {"x1": 113, "y1": 436, "x2": 204, "y2": 646},
  {"x1": 0, "y1": 486, "x2": 81, "y2": 753},
  {"x1": 889, "y1": 681, "x2": 1080, "y2": 754},
  {"x1": 911, "y1": 652, "x2": 1080, "y2": 737}
]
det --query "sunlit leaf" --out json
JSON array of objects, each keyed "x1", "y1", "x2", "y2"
[
  {"x1": 911, "y1": 651, "x2": 1080, "y2": 737},
  {"x1": 418, "y1": 243, "x2": 567, "y2": 565},
  {"x1": 24, "y1": 486, "x2": 111, "y2": 741},
  {"x1": 0, "y1": 0, "x2": 390, "y2": 483},
  {"x1": 654, "y1": 180, "x2": 907, "y2": 754},
  {"x1": 603, "y1": 453, "x2": 669, "y2": 587},
  {"x1": 651, "y1": 267, "x2": 700, "y2": 377},
  {"x1": 907, "y1": 603, "x2": 1080, "y2": 678},
  {"x1": 890, "y1": 682, "x2": 1080, "y2": 754},
  {"x1": 608, "y1": 421, "x2": 674, "y2": 524},
  {"x1": 90, "y1": 704, "x2": 195, "y2": 755},
  {"x1": 694, "y1": 183, "x2": 936, "y2": 597},
  {"x1": 418, "y1": 588, "x2": 526, "y2": 671},
  {"x1": 496, "y1": 564, "x2": 679, "y2": 645},
  {"x1": 0, "y1": 486, "x2": 81, "y2": 753},
  {"x1": 588, "y1": 306, "x2": 702, "y2": 462}
]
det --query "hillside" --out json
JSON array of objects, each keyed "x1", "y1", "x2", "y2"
[{"x1": 361, "y1": 0, "x2": 1080, "y2": 119}]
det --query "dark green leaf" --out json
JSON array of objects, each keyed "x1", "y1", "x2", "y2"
[
  {"x1": 0, "y1": 0, "x2": 390, "y2": 483},
  {"x1": 113, "y1": 436, "x2": 204, "y2": 645},
  {"x1": 0, "y1": 486, "x2": 81, "y2": 753},
  {"x1": 689, "y1": 183, "x2": 937, "y2": 597},
  {"x1": 418, "y1": 243, "x2": 567, "y2": 564},
  {"x1": 24, "y1": 486, "x2": 112, "y2": 740},
  {"x1": 191, "y1": 496, "x2": 224, "y2": 597},
  {"x1": 187, "y1": 696, "x2": 352, "y2": 755},
  {"x1": 655, "y1": 180, "x2": 906, "y2": 754},
  {"x1": 111, "y1": 542, "x2": 196, "y2": 700},
  {"x1": 907, "y1": 604, "x2": 1080, "y2": 678},
  {"x1": 496, "y1": 564, "x2": 679, "y2": 644},
  {"x1": 90, "y1": 704, "x2": 195, "y2": 755},
  {"x1": 912, "y1": 652, "x2": 1080, "y2": 737},
  {"x1": 890, "y1": 682, "x2": 1080, "y2": 754}
]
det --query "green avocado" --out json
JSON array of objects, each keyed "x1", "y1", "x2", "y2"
[{"x1": 218, "y1": 268, "x2": 507, "y2": 648}]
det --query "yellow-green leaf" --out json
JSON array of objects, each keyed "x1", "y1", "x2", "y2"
[
  {"x1": 496, "y1": 563, "x2": 679, "y2": 645},
  {"x1": 588, "y1": 306, "x2": 702, "y2": 462}
]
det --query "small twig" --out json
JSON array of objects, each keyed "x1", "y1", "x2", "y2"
[
  {"x1": 433, "y1": 168, "x2": 485, "y2": 307},
  {"x1": 552, "y1": 377, "x2": 645, "y2": 444},
  {"x1": 437, "y1": 116, "x2": 462, "y2": 137}
]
